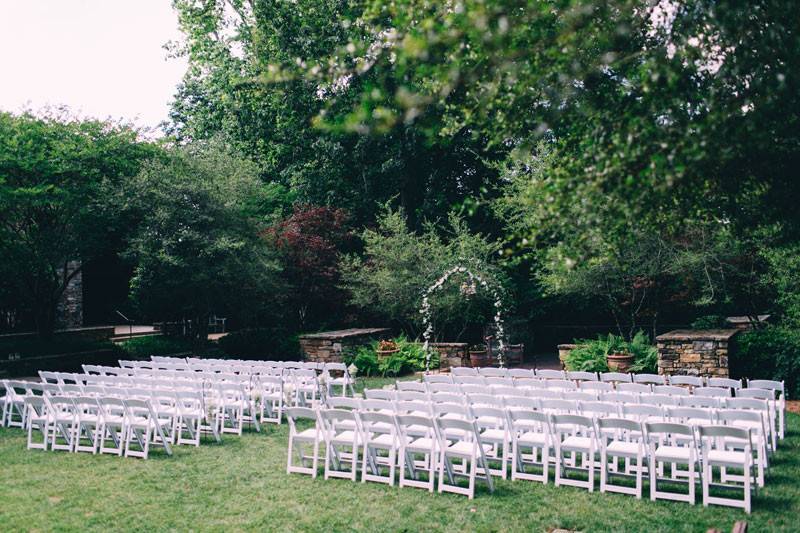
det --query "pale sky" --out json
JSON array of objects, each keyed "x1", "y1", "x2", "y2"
[{"x1": 0, "y1": 1, "x2": 188, "y2": 134}]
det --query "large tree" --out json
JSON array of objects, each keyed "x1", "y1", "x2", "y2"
[
  {"x1": 122, "y1": 141, "x2": 283, "y2": 344},
  {"x1": 0, "y1": 111, "x2": 159, "y2": 337},
  {"x1": 168, "y1": 0, "x2": 503, "y2": 230}
]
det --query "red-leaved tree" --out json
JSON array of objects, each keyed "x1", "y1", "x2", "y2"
[{"x1": 264, "y1": 205, "x2": 354, "y2": 330}]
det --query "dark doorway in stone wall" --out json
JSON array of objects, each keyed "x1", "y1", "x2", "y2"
[{"x1": 82, "y1": 252, "x2": 134, "y2": 326}]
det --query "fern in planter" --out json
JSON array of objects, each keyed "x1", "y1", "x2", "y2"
[{"x1": 565, "y1": 331, "x2": 657, "y2": 374}]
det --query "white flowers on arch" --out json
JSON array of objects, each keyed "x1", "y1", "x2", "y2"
[{"x1": 421, "y1": 266, "x2": 506, "y2": 371}]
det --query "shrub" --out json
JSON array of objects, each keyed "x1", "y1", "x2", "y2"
[
  {"x1": 735, "y1": 326, "x2": 800, "y2": 398},
  {"x1": 691, "y1": 315, "x2": 729, "y2": 329},
  {"x1": 218, "y1": 328, "x2": 301, "y2": 360},
  {"x1": 118, "y1": 335, "x2": 192, "y2": 359},
  {"x1": 343, "y1": 335, "x2": 439, "y2": 377},
  {"x1": 564, "y1": 331, "x2": 657, "y2": 374}
]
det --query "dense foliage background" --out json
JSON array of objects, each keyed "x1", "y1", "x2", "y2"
[{"x1": 1, "y1": 1, "x2": 798, "y2": 385}]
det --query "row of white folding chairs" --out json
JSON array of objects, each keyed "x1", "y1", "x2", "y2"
[
  {"x1": 448, "y1": 368, "x2": 785, "y2": 394},
  {"x1": 22, "y1": 393, "x2": 177, "y2": 459},
  {"x1": 5, "y1": 378, "x2": 256, "y2": 440},
  {"x1": 415, "y1": 377, "x2": 785, "y2": 439},
  {"x1": 413, "y1": 377, "x2": 749, "y2": 397},
  {"x1": 334, "y1": 394, "x2": 774, "y2": 459},
  {"x1": 286, "y1": 405, "x2": 759, "y2": 510},
  {"x1": 368, "y1": 387, "x2": 779, "y2": 451}
]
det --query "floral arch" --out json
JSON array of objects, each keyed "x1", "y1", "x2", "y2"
[{"x1": 421, "y1": 266, "x2": 506, "y2": 371}]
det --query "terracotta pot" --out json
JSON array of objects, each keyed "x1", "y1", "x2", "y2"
[
  {"x1": 469, "y1": 350, "x2": 489, "y2": 368},
  {"x1": 607, "y1": 352, "x2": 635, "y2": 373},
  {"x1": 376, "y1": 348, "x2": 399, "y2": 359}
]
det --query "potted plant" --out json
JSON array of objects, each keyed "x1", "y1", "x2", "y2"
[
  {"x1": 606, "y1": 350, "x2": 635, "y2": 372},
  {"x1": 375, "y1": 339, "x2": 399, "y2": 360},
  {"x1": 469, "y1": 344, "x2": 489, "y2": 368}
]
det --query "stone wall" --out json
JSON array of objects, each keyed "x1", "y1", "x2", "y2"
[
  {"x1": 299, "y1": 328, "x2": 390, "y2": 363},
  {"x1": 56, "y1": 260, "x2": 83, "y2": 329},
  {"x1": 656, "y1": 329, "x2": 739, "y2": 377},
  {"x1": 430, "y1": 342, "x2": 468, "y2": 369}
]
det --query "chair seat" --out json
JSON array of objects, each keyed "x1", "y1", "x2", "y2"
[
  {"x1": 606, "y1": 441, "x2": 642, "y2": 457},
  {"x1": 406, "y1": 437, "x2": 437, "y2": 453},
  {"x1": 518, "y1": 431, "x2": 548, "y2": 446},
  {"x1": 708, "y1": 449, "x2": 748, "y2": 467},
  {"x1": 331, "y1": 430, "x2": 359, "y2": 445},
  {"x1": 128, "y1": 416, "x2": 171, "y2": 429},
  {"x1": 654, "y1": 445, "x2": 693, "y2": 462},
  {"x1": 560, "y1": 436, "x2": 593, "y2": 452},
  {"x1": 261, "y1": 393, "x2": 282, "y2": 401},
  {"x1": 179, "y1": 409, "x2": 204, "y2": 418},
  {"x1": 369, "y1": 433, "x2": 404, "y2": 447},
  {"x1": 480, "y1": 429, "x2": 507, "y2": 442},
  {"x1": 102, "y1": 415, "x2": 127, "y2": 425},
  {"x1": 446, "y1": 440, "x2": 493, "y2": 458},
  {"x1": 294, "y1": 428, "x2": 320, "y2": 442}
]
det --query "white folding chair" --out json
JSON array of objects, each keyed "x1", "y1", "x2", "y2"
[
  {"x1": 617, "y1": 382, "x2": 651, "y2": 394},
  {"x1": 479, "y1": 367, "x2": 508, "y2": 378},
  {"x1": 471, "y1": 405, "x2": 511, "y2": 479},
  {"x1": 359, "y1": 411, "x2": 401, "y2": 486},
  {"x1": 176, "y1": 390, "x2": 219, "y2": 446},
  {"x1": 536, "y1": 369, "x2": 566, "y2": 380},
  {"x1": 551, "y1": 414, "x2": 598, "y2": 491},
  {"x1": 600, "y1": 372, "x2": 632, "y2": 384},
  {"x1": 46, "y1": 396, "x2": 77, "y2": 452},
  {"x1": 645, "y1": 422, "x2": 699, "y2": 504},
  {"x1": 423, "y1": 374, "x2": 453, "y2": 384},
  {"x1": 436, "y1": 417, "x2": 494, "y2": 499},
  {"x1": 668, "y1": 374, "x2": 704, "y2": 390},
  {"x1": 598, "y1": 417, "x2": 646, "y2": 498},
  {"x1": 580, "y1": 381, "x2": 613, "y2": 393},
  {"x1": 364, "y1": 389, "x2": 395, "y2": 401},
  {"x1": 97, "y1": 396, "x2": 127, "y2": 456},
  {"x1": 325, "y1": 362, "x2": 355, "y2": 397},
  {"x1": 24, "y1": 396, "x2": 50, "y2": 450},
  {"x1": 508, "y1": 409, "x2": 551, "y2": 484},
  {"x1": 695, "y1": 387, "x2": 731, "y2": 399},
  {"x1": 451, "y1": 367, "x2": 478, "y2": 377},
  {"x1": 258, "y1": 375, "x2": 285, "y2": 425},
  {"x1": 320, "y1": 408, "x2": 362, "y2": 481},
  {"x1": 567, "y1": 371, "x2": 599, "y2": 383},
  {"x1": 698, "y1": 425, "x2": 754, "y2": 514},
  {"x1": 726, "y1": 397, "x2": 775, "y2": 454},
  {"x1": 707, "y1": 377, "x2": 742, "y2": 391},
  {"x1": 654, "y1": 385, "x2": 690, "y2": 396},
  {"x1": 123, "y1": 398, "x2": 173, "y2": 459},
  {"x1": 747, "y1": 379, "x2": 785, "y2": 440},
  {"x1": 717, "y1": 409, "x2": 768, "y2": 487},
  {"x1": 397, "y1": 414, "x2": 440, "y2": 492},
  {"x1": 633, "y1": 373, "x2": 666, "y2": 385},
  {"x1": 397, "y1": 380, "x2": 427, "y2": 392},
  {"x1": 2, "y1": 381, "x2": 28, "y2": 428},
  {"x1": 73, "y1": 396, "x2": 102, "y2": 454},
  {"x1": 508, "y1": 369, "x2": 535, "y2": 379},
  {"x1": 286, "y1": 406, "x2": 323, "y2": 477}
]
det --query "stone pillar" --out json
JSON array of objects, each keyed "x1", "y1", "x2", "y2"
[
  {"x1": 56, "y1": 260, "x2": 83, "y2": 329},
  {"x1": 656, "y1": 329, "x2": 739, "y2": 377},
  {"x1": 430, "y1": 342, "x2": 469, "y2": 369}
]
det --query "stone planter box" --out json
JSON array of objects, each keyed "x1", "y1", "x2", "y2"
[
  {"x1": 299, "y1": 328, "x2": 390, "y2": 363},
  {"x1": 557, "y1": 343, "x2": 577, "y2": 370}
]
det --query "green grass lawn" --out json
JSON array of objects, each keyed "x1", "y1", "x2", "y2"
[{"x1": 1, "y1": 381, "x2": 797, "y2": 532}]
